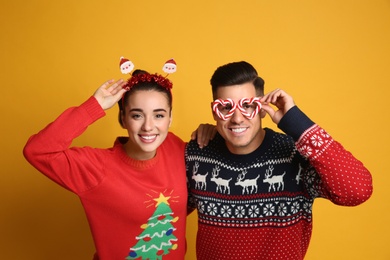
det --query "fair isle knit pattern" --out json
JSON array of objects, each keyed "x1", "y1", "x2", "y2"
[{"x1": 186, "y1": 124, "x2": 372, "y2": 260}]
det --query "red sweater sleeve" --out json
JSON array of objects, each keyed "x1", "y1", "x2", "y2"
[
  {"x1": 296, "y1": 125, "x2": 373, "y2": 206},
  {"x1": 23, "y1": 96, "x2": 107, "y2": 193}
]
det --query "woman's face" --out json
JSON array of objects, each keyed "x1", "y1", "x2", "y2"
[{"x1": 121, "y1": 90, "x2": 172, "y2": 160}]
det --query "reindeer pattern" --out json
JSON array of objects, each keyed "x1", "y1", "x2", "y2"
[
  {"x1": 190, "y1": 161, "x2": 304, "y2": 195},
  {"x1": 186, "y1": 129, "x2": 317, "y2": 225},
  {"x1": 263, "y1": 165, "x2": 286, "y2": 192},
  {"x1": 210, "y1": 165, "x2": 232, "y2": 194},
  {"x1": 192, "y1": 162, "x2": 208, "y2": 190},
  {"x1": 236, "y1": 169, "x2": 260, "y2": 194}
]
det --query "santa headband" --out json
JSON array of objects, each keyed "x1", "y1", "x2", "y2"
[{"x1": 119, "y1": 57, "x2": 177, "y2": 92}]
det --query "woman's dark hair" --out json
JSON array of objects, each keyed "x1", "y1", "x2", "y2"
[
  {"x1": 117, "y1": 69, "x2": 173, "y2": 127},
  {"x1": 210, "y1": 61, "x2": 264, "y2": 98}
]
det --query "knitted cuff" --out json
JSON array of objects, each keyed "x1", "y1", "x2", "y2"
[
  {"x1": 296, "y1": 125, "x2": 333, "y2": 159},
  {"x1": 80, "y1": 96, "x2": 106, "y2": 123},
  {"x1": 277, "y1": 106, "x2": 315, "y2": 141}
]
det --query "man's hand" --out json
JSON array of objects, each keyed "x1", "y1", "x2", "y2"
[{"x1": 260, "y1": 89, "x2": 295, "y2": 124}]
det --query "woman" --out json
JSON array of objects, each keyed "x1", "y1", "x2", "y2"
[{"x1": 23, "y1": 70, "x2": 205, "y2": 259}]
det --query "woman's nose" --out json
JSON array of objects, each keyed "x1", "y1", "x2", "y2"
[{"x1": 142, "y1": 117, "x2": 154, "y2": 131}]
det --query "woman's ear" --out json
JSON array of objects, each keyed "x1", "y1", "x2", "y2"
[{"x1": 120, "y1": 110, "x2": 126, "y2": 129}]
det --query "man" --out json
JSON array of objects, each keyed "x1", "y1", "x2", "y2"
[{"x1": 186, "y1": 61, "x2": 373, "y2": 259}]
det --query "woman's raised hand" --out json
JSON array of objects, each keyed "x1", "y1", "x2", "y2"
[{"x1": 93, "y1": 79, "x2": 127, "y2": 110}]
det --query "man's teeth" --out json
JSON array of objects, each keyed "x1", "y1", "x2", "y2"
[{"x1": 232, "y1": 128, "x2": 246, "y2": 133}]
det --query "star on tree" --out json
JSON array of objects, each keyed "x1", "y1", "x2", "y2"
[{"x1": 154, "y1": 193, "x2": 171, "y2": 207}]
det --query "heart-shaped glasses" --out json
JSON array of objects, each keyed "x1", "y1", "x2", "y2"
[{"x1": 212, "y1": 97, "x2": 262, "y2": 120}]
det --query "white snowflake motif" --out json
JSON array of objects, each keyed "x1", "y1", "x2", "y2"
[
  {"x1": 299, "y1": 145, "x2": 313, "y2": 157},
  {"x1": 291, "y1": 201, "x2": 300, "y2": 214},
  {"x1": 221, "y1": 205, "x2": 232, "y2": 217},
  {"x1": 278, "y1": 203, "x2": 287, "y2": 216},
  {"x1": 198, "y1": 201, "x2": 205, "y2": 214},
  {"x1": 235, "y1": 206, "x2": 245, "y2": 218},
  {"x1": 306, "y1": 169, "x2": 316, "y2": 184},
  {"x1": 310, "y1": 134, "x2": 324, "y2": 147},
  {"x1": 263, "y1": 203, "x2": 275, "y2": 216},
  {"x1": 207, "y1": 202, "x2": 218, "y2": 216},
  {"x1": 319, "y1": 129, "x2": 330, "y2": 139},
  {"x1": 303, "y1": 202, "x2": 312, "y2": 214},
  {"x1": 248, "y1": 205, "x2": 260, "y2": 218}
]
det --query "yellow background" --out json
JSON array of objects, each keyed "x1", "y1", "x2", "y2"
[{"x1": 1, "y1": 1, "x2": 389, "y2": 259}]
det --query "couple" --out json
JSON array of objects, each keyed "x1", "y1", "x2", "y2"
[{"x1": 23, "y1": 61, "x2": 373, "y2": 260}]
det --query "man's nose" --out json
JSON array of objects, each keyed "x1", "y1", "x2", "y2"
[{"x1": 230, "y1": 108, "x2": 245, "y2": 123}]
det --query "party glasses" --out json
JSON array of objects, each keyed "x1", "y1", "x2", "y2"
[{"x1": 212, "y1": 97, "x2": 262, "y2": 120}]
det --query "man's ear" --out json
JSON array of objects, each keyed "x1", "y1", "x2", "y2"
[
  {"x1": 211, "y1": 102, "x2": 218, "y2": 121},
  {"x1": 212, "y1": 112, "x2": 220, "y2": 121},
  {"x1": 260, "y1": 109, "x2": 267, "y2": 118}
]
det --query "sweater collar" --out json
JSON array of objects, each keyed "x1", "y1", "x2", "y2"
[{"x1": 114, "y1": 137, "x2": 160, "y2": 169}]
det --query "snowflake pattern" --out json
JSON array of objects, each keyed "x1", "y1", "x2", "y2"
[
  {"x1": 298, "y1": 125, "x2": 333, "y2": 159},
  {"x1": 303, "y1": 202, "x2": 312, "y2": 214},
  {"x1": 306, "y1": 169, "x2": 316, "y2": 184},
  {"x1": 207, "y1": 202, "x2": 217, "y2": 216},
  {"x1": 221, "y1": 205, "x2": 231, "y2": 217},
  {"x1": 198, "y1": 201, "x2": 205, "y2": 214},
  {"x1": 249, "y1": 205, "x2": 260, "y2": 218},
  {"x1": 278, "y1": 202, "x2": 288, "y2": 216},
  {"x1": 264, "y1": 203, "x2": 275, "y2": 216},
  {"x1": 291, "y1": 201, "x2": 300, "y2": 214},
  {"x1": 319, "y1": 129, "x2": 330, "y2": 138},
  {"x1": 299, "y1": 145, "x2": 313, "y2": 157},
  {"x1": 235, "y1": 206, "x2": 245, "y2": 218},
  {"x1": 310, "y1": 134, "x2": 324, "y2": 147}
]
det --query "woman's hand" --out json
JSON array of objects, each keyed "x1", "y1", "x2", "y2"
[
  {"x1": 191, "y1": 123, "x2": 217, "y2": 148},
  {"x1": 93, "y1": 79, "x2": 127, "y2": 110}
]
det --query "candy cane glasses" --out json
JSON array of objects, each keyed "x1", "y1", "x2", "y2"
[{"x1": 212, "y1": 97, "x2": 262, "y2": 120}]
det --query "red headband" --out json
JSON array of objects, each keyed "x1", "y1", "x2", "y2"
[{"x1": 123, "y1": 73, "x2": 173, "y2": 92}]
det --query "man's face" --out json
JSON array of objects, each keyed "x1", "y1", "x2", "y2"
[{"x1": 212, "y1": 82, "x2": 265, "y2": 155}]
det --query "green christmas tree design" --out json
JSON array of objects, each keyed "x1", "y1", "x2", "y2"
[{"x1": 126, "y1": 193, "x2": 179, "y2": 260}]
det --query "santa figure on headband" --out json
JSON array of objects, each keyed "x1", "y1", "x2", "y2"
[
  {"x1": 119, "y1": 57, "x2": 134, "y2": 74},
  {"x1": 162, "y1": 59, "x2": 177, "y2": 74}
]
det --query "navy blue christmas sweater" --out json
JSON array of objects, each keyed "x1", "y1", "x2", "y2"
[{"x1": 185, "y1": 106, "x2": 372, "y2": 260}]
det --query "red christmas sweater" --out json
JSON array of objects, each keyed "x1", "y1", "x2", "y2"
[
  {"x1": 23, "y1": 97, "x2": 187, "y2": 260},
  {"x1": 186, "y1": 106, "x2": 373, "y2": 260}
]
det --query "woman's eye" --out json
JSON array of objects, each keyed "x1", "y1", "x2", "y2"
[
  {"x1": 131, "y1": 114, "x2": 142, "y2": 119},
  {"x1": 156, "y1": 114, "x2": 165, "y2": 119}
]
